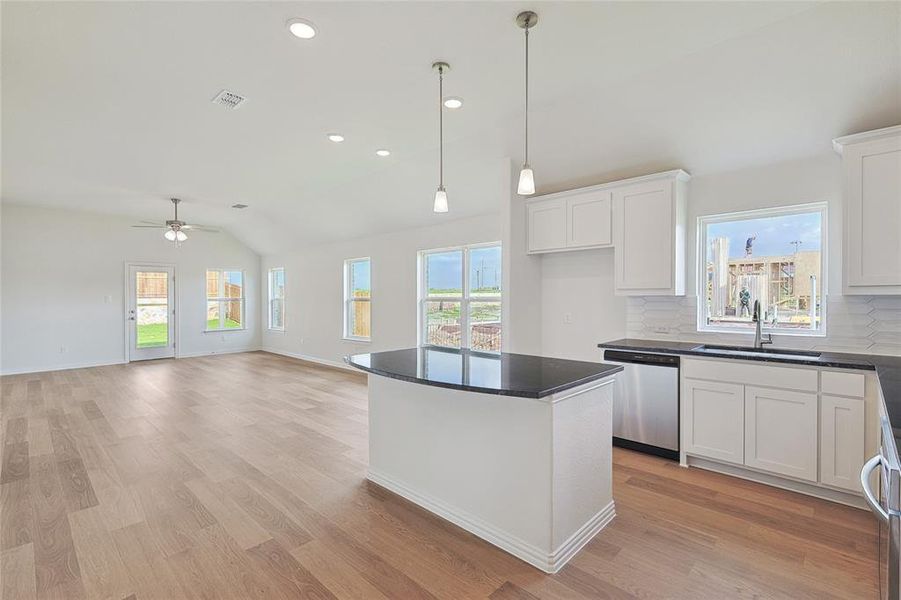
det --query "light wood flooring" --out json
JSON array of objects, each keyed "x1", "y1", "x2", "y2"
[{"x1": 0, "y1": 351, "x2": 879, "y2": 599}]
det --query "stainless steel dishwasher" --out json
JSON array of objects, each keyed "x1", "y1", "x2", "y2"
[{"x1": 603, "y1": 349, "x2": 679, "y2": 460}]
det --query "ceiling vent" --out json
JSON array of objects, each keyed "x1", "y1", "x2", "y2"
[
  {"x1": 212, "y1": 90, "x2": 247, "y2": 110},
  {"x1": 231, "y1": 203, "x2": 248, "y2": 209}
]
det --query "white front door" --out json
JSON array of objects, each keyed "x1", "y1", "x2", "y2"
[{"x1": 127, "y1": 265, "x2": 175, "y2": 361}]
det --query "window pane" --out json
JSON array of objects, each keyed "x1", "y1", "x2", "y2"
[
  {"x1": 425, "y1": 300, "x2": 461, "y2": 348},
  {"x1": 470, "y1": 246, "x2": 501, "y2": 297},
  {"x1": 270, "y1": 299, "x2": 284, "y2": 328},
  {"x1": 224, "y1": 300, "x2": 243, "y2": 328},
  {"x1": 224, "y1": 271, "x2": 243, "y2": 298},
  {"x1": 206, "y1": 300, "x2": 220, "y2": 330},
  {"x1": 206, "y1": 270, "x2": 219, "y2": 299},
  {"x1": 350, "y1": 299, "x2": 370, "y2": 338},
  {"x1": 470, "y1": 302, "x2": 501, "y2": 352},
  {"x1": 704, "y1": 210, "x2": 822, "y2": 331},
  {"x1": 426, "y1": 251, "x2": 462, "y2": 297},
  {"x1": 351, "y1": 260, "x2": 370, "y2": 299},
  {"x1": 136, "y1": 271, "x2": 168, "y2": 348},
  {"x1": 273, "y1": 270, "x2": 285, "y2": 299}
]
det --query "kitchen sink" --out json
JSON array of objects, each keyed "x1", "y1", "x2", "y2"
[{"x1": 692, "y1": 344, "x2": 822, "y2": 361}]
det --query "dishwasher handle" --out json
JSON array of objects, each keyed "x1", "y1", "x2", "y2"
[{"x1": 604, "y1": 350, "x2": 680, "y2": 368}]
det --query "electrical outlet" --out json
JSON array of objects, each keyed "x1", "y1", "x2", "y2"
[
  {"x1": 103, "y1": 295, "x2": 112, "y2": 304},
  {"x1": 59, "y1": 345, "x2": 67, "y2": 353},
  {"x1": 563, "y1": 313, "x2": 573, "y2": 324},
  {"x1": 653, "y1": 326, "x2": 671, "y2": 334}
]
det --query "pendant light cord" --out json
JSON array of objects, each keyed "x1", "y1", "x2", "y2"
[
  {"x1": 439, "y1": 65, "x2": 444, "y2": 187},
  {"x1": 524, "y1": 25, "x2": 529, "y2": 165}
]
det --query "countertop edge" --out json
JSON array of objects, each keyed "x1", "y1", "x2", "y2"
[{"x1": 345, "y1": 359, "x2": 623, "y2": 399}]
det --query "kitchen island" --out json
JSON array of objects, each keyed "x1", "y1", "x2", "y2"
[{"x1": 345, "y1": 346, "x2": 623, "y2": 573}]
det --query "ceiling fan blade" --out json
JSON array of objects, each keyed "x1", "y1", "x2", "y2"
[
  {"x1": 181, "y1": 225, "x2": 219, "y2": 232},
  {"x1": 131, "y1": 225, "x2": 167, "y2": 229},
  {"x1": 139, "y1": 220, "x2": 165, "y2": 225}
]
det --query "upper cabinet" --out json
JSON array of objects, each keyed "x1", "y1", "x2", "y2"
[
  {"x1": 834, "y1": 125, "x2": 901, "y2": 295},
  {"x1": 612, "y1": 170, "x2": 689, "y2": 296},
  {"x1": 526, "y1": 187, "x2": 612, "y2": 254},
  {"x1": 525, "y1": 170, "x2": 689, "y2": 296}
]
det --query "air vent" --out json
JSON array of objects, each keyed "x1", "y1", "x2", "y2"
[
  {"x1": 231, "y1": 203, "x2": 248, "y2": 209},
  {"x1": 212, "y1": 90, "x2": 247, "y2": 110}
]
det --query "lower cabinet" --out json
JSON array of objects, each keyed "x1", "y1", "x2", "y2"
[
  {"x1": 683, "y1": 379, "x2": 744, "y2": 464},
  {"x1": 681, "y1": 359, "x2": 867, "y2": 495},
  {"x1": 820, "y1": 394, "x2": 865, "y2": 492},
  {"x1": 744, "y1": 386, "x2": 818, "y2": 482}
]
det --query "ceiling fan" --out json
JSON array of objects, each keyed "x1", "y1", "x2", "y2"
[{"x1": 132, "y1": 198, "x2": 219, "y2": 244}]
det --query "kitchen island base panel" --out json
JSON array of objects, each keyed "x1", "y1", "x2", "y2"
[{"x1": 367, "y1": 374, "x2": 616, "y2": 573}]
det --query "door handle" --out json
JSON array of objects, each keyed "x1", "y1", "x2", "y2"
[{"x1": 861, "y1": 454, "x2": 889, "y2": 523}]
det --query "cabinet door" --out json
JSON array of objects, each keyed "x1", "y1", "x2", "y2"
[
  {"x1": 613, "y1": 180, "x2": 674, "y2": 292},
  {"x1": 527, "y1": 198, "x2": 566, "y2": 253},
  {"x1": 820, "y1": 394, "x2": 865, "y2": 492},
  {"x1": 566, "y1": 191, "x2": 612, "y2": 248},
  {"x1": 682, "y1": 379, "x2": 744, "y2": 464},
  {"x1": 744, "y1": 386, "x2": 817, "y2": 482},
  {"x1": 845, "y1": 135, "x2": 901, "y2": 288}
]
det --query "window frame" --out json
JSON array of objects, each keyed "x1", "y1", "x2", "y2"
[
  {"x1": 696, "y1": 202, "x2": 828, "y2": 337},
  {"x1": 418, "y1": 242, "x2": 502, "y2": 352},
  {"x1": 268, "y1": 267, "x2": 285, "y2": 331},
  {"x1": 205, "y1": 268, "x2": 246, "y2": 332},
  {"x1": 343, "y1": 257, "x2": 371, "y2": 342}
]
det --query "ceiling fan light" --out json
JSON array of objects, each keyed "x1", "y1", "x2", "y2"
[
  {"x1": 517, "y1": 165, "x2": 535, "y2": 196},
  {"x1": 433, "y1": 187, "x2": 448, "y2": 213},
  {"x1": 164, "y1": 229, "x2": 177, "y2": 241},
  {"x1": 175, "y1": 230, "x2": 188, "y2": 242}
]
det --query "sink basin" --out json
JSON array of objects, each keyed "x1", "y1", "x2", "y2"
[{"x1": 692, "y1": 344, "x2": 822, "y2": 361}]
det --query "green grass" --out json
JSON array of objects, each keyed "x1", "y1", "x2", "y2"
[{"x1": 137, "y1": 319, "x2": 241, "y2": 348}]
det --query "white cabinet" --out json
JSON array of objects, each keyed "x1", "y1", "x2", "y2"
[
  {"x1": 834, "y1": 125, "x2": 901, "y2": 295},
  {"x1": 527, "y1": 199, "x2": 567, "y2": 253},
  {"x1": 820, "y1": 394, "x2": 865, "y2": 492},
  {"x1": 567, "y1": 191, "x2": 612, "y2": 249},
  {"x1": 682, "y1": 379, "x2": 744, "y2": 465},
  {"x1": 612, "y1": 171, "x2": 688, "y2": 296},
  {"x1": 744, "y1": 386, "x2": 818, "y2": 482},
  {"x1": 526, "y1": 188, "x2": 612, "y2": 254}
]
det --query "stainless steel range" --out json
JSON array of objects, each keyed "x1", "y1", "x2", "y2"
[{"x1": 862, "y1": 417, "x2": 901, "y2": 600}]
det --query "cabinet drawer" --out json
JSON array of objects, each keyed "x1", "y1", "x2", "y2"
[
  {"x1": 682, "y1": 358, "x2": 817, "y2": 392},
  {"x1": 821, "y1": 371, "x2": 865, "y2": 397}
]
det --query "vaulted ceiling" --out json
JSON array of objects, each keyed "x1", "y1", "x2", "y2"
[{"x1": 3, "y1": 1, "x2": 899, "y2": 254}]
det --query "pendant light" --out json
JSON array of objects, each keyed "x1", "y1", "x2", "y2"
[
  {"x1": 432, "y1": 61, "x2": 450, "y2": 213},
  {"x1": 516, "y1": 11, "x2": 538, "y2": 196}
]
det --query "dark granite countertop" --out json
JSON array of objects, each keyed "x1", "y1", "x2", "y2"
[
  {"x1": 598, "y1": 338, "x2": 901, "y2": 447},
  {"x1": 346, "y1": 347, "x2": 623, "y2": 399}
]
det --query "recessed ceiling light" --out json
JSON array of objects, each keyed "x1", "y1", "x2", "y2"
[
  {"x1": 327, "y1": 133, "x2": 345, "y2": 143},
  {"x1": 286, "y1": 18, "x2": 317, "y2": 39},
  {"x1": 443, "y1": 96, "x2": 464, "y2": 109},
  {"x1": 375, "y1": 149, "x2": 391, "y2": 157}
]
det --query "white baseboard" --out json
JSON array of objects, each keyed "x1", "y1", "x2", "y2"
[
  {"x1": 176, "y1": 346, "x2": 261, "y2": 359},
  {"x1": 1, "y1": 358, "x2": 127, "y2": 376},
  {"x1": 261, "y1": 347, "x2": 355, "y2": 372},
  {"x1": 367, "y1": 468, "x2": 615, "y2": 574},
  {"x1": 686, "y1": 455, "x2": 867, "y2": 509}
]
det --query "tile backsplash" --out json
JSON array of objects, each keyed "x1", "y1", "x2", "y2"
[{"x1": 625, "y1": 295, "x2": 901, "y2": 356}]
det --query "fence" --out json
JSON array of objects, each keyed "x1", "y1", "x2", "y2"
[{"x1": 427, "y1": 322, "x2": 501, "y2": 352}]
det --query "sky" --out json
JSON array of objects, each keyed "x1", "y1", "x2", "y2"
[
  {"x1": 707, "y1": 212, "x2": 822, "y2": 260},
  {"x1": 351, "y1": 260, "x2": 370, "y2": 291},
  {"x1": 426, "y1": 246, "x2": 502, "y2": 291}
]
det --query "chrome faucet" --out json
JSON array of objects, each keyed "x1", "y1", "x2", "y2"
[{"x1": 753, "y1": 300, "x2": 773, "y2": 348}]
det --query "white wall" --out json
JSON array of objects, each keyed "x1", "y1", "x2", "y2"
[
  {"x1": 260, "y1": 212, "x2": 503, "y2": 367},
  {"x1": 1, "y1": 203, "x2": 261, "y2": 374}
]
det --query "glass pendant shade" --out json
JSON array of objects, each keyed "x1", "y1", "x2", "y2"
[
  {"x1": 517, "y1": 165, "x2": 535, "y2": 195},
  {"x1": 433, "y1": 187, "x2": 448, "y2": 213},
  {"x1": 175, "y1": 230, "x2": 188, "y2": 242},
  {"x1": 164, "y1": 229, "x2": 177, "y2": 241}
]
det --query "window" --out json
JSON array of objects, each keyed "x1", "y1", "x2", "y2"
[
  {"x1": 419, "y1": 243, "x2": 502, "y2": 352},
  {"x1": 698, "y1": 203, "x2": 826, "y2": 334},
  {"x1": 344, "y1": 258, "x2": 371, "y2": 341},
  {"x1": 268, "y1": 268, "x2": 285, "y2": 330},
  {"x1": 206, "y1": 269, "x2": 245, "y2": 331}
]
